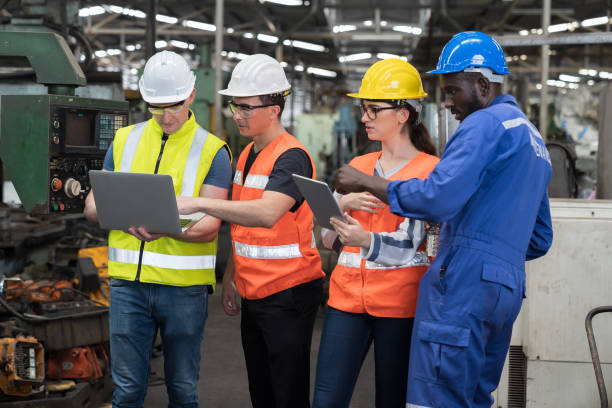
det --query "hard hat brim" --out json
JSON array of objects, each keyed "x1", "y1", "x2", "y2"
[{"x1": 218, "y1": 86, "x2": 291, "y2": 97}]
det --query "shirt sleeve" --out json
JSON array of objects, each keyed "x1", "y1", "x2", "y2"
[
  {"x1": 203, "y1": 147, "x2": 232, "y2": 189},
  {"x1": 266, "y1": 148, "x2": 313, "y2": 211},
  {"x1": 526, "y1": 191, "x2": 553, "y2": 261},
  {"x1": 387, "y1": 111, "x2": 503, "y2": 222},
  {"x1": 361, "y1": 218, "x2": 427, "y2": 266},
  {"x1": 102, "y1": 143, "x2": 114, "y2": 171}
]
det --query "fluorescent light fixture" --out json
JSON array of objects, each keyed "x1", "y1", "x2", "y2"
[
  {"x1": 547, "y1": 23, "x2": 571, "y2": 33},
  {"x1": 536, "y1": 83, "x2": 542, "y2": 90},
  {"x1": 587, "y1": 79, "x2": 595, "y2": 86},
  {"x1": 156, "y1": 14, "x2": 178, "y2": 24},
  {"x1": 307, "y1": 67, "x2": 337, "y2": 78},
  {"x1": 364, "y1": 20, "x2": 372, "y2": 26},
  {"x1": 581, "y1": 16, "x2": 610, "y2": 27},
  {"x1": 599, "y1": 71, "x2": 611, "y2": 79},
  {"x1": 260, "y1": 0, "x2": 303, "y2": 5},
  {"x1": 257, "y1": 33, "x2": 279, "y2": 43},
  {"x1": 227, "y1": 51, "x2": 249, "y2": 60},
  {"x1": 94, "y1": 50, "x2": 107, "y2": 58},
  {"x1": 392, "y1": 25, "x2": 422, "y2": 35},
  {"x1": 109, "y1": 5, "x2": 146, "y2": 18},
  {"x1": 79, "y1": 6, "x2": 105, "y2": 17},
  {"x1": 520, "y1": 54, "x2": 527, "y2": 61},
  {"x1": 559, "y1": 74, "x2": 580, "y2": 83},
  {"x1": 339, "y1": 53, "x2": 371, "y2": 63},
  {"x1": 155, "y1": 40, "x2": 168, "y2": 48},
  {"x1": 280, "y1": 61, "x2": 288, "y2": 67},
  {"x1": 188, "y1": 44, "x2": 195, "y2": 50},
  {"x1": 244, "y1": 33, "x2": 254, "y2": 39},
  {"x1": 171, "y1": 40, "x2": 189, "y2": 49},
  {"x1": 283, "y1": 39, "x2": 326, "y2": 52},
  {"x1": 568, "y1": 83, "x2": 579, "y2": 89},
  {"x1": 376, "y1": 52, "x2": 407, "y2": 61},
  {"x1": 294, "y1": 65, "x2": 304, "y2": 72},
  {"x1": 579, "y1": 69, "x2": 598, "y2": 76},
  {"x1": 126, "y1": 44, "x2": 136, "y2": 52},
  {"x1": 226, "y1": 27, "x2": 235, "y2": 33},
  {"x1": 519, "y1": 29, "x2": 529, "y2": 36},
  {"x1": 380, "y1": 20, "x2": 387, "y2": 27},
  {"x1": 333, "y1": 24, "x2": 357, "y2": 33},
  {"x1": 183, "y1": 19, "x2": 216, "y2": 31},
  {"x1": 547, "y1": 79, "x2": 566, "y2": 88},
  {"x1": 221, "y1": 51, "x2": 228, "y2": 56},
  {"x1": 106, "y1": 48, "x2": 122, "y2": 56}
]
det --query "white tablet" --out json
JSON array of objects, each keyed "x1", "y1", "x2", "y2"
[
  {"x1": 292, "y1": 174, "x2": 345, "y2": 230},
  {"x1": 89, "y1": 170, "x2": 203, "y2": 234}
]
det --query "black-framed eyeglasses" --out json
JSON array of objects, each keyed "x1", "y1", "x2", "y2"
[
  {"x1": 147, "y1": 99, "x2": 187, "y2": 115},
  {"x1": 229, "y1": 101, "x2": 278, "y2": 118},
  {"x1": 360, "y1": 104, "x2": 399, "y2": 120}
]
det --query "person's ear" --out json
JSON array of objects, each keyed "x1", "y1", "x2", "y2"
[
  {"x1": 477, "y1": 75, "x2": 490, "y2": 98},
  {"x1": 270, "y1": 105, "x2": 281, "y2": 119},
  {"x1": 397, "y1": 108, "x2": 410, "y2": 125}
]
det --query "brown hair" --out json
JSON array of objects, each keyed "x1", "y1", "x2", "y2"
[{"x1": 402, "y1": 104, "x2": 437, "y2": 156}]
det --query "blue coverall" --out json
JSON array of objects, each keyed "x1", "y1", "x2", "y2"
[{"x1": 386, "y1": 94, "x2": 554, "y2": 408}]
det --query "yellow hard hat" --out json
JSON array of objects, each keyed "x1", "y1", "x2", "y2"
[{"x1": 347, "y1": 58, "x2": 427, "y2": 100}]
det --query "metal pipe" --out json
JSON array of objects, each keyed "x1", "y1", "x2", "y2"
[
  {"x1": 214, "y1": 0, "x2": 224, "y2": 137},
  {"x1": 585, "y1": 306, "x2": 612, "y2": 408},
  {"x1": 539, "y1": 0, "x2": 550, "y2": 142},
  {"x1": 146, "y1": 0, "x2": 157, "y2": 59}
]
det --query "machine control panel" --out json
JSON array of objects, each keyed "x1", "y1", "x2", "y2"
[{"x1": 48, "y1": 157, "x2": 105, "y2": 213}]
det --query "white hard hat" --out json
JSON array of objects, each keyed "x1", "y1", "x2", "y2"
[
  {"x1": 218, "y1": 54, "x2": 291, "y2": 97},
  {"x1": 139, "y1": 50, "x2": 196, "y2": 104}
]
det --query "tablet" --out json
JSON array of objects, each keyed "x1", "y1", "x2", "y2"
[
  {"x1": 292, "y1": 174, "x2": 345, "y2": 230},
  {"x1": 89, "y1": 170, "x2": 203, "y2": 234}
]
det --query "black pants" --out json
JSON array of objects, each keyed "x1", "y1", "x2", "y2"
[{"x1": 241, "y1": 278, "x2": 323, "y2": 408}]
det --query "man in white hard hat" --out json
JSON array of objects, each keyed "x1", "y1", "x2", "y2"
[
  {"x1": 176, "y1": 54, "x2": 324, "y2": 408},
  {"x1": 84, "y1": 50, "x2": 232, "y2": 408}
]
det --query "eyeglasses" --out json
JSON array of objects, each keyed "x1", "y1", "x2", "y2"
[
  {"x1": 229, "y1": 102, "x2": 277, "y2": 118},
  {"x1": 360, "y1": 104, "x2": 399, "y2": 120},
  {"x1": 147, "y1": 100, "x2": 187, "y2": 115}
]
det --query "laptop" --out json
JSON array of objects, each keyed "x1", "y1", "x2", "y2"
[
  {"x1": 89, "y1": 170, "x2": 202, "y2": 235},
  {"x1": 292, "y1": 174, "x2": 345, "y2": 230}
]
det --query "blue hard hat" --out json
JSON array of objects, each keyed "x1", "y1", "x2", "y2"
[{"x1": 428, "y1": 31, "x2": 509, "y2": 75}]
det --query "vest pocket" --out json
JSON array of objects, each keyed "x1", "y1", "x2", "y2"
[{"x1": 415, "y1": 321, "x2": 470, "y2": 385}]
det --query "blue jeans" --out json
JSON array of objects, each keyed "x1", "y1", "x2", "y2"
[
  {"x1": 312, "y1": 307, "x2": 414, "y2": 408},
  {"x1": 109, "y1": 278, "x2": 208, "y2": 408}
]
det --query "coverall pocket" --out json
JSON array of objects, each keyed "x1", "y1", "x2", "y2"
[
  {"x1": 470, "y1": 264, "x2": 517, "y2": 321},
  {"x1": 415, "y1": 321, "x2": 470, "y2": 385}
]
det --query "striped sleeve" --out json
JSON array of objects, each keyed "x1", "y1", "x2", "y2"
[{"x1": 361, "y1": 218, "x2": 426, "y2": 266}]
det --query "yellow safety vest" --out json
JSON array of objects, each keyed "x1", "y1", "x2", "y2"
[{"x1": 108, "y1": 112, "x2": 230, "y2": 286}]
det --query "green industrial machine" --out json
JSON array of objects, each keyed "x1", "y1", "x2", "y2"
[{"x1": 0, "y1": 31, "x2": 129, "y2": 214}]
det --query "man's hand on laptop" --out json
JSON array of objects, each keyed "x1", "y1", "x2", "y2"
[{"x1": 126, "y1": 227, "x2": 166, "y2": 242}]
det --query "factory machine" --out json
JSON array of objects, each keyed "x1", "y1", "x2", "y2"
[{"x1": 0, "y1": 30, "x2": 127, "y2": 406}]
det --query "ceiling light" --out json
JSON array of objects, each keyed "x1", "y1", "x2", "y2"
[
  {"x1": 333, "y1": 24, "x2": 357, "y2": 33},
  {"x1": 307, "y1": 67, "x2": 337, "y2": 78},
  {"x1": 283, "y1": 39, "x2": 326, "y2": 52},
  {"x1": 78, "y1": 6, "x2": 105, "y2": 17},
  {"x1": 109, "y1": 5, "x2": 146, "y2": 18},
  {"x1": 559, "y1": 74, "x2": 580, "y2": 83},
  {"x1": 259, "y1": 0, "x2": 304, "y2": 5},
  {"x1": 581, "y1": 16, "x2": 610, "y2": 27},
  {"x1": 520, "y1": 54, "x2": 527, "y2": 61},
  {"x1": 171, "y1": 40, "x2": 189, "y2": 49},
  {"x1": 392, "y1": 25, "x2": 422, "y2": 35},
  {"x1": 364, "y1": 20, "x2": 372, "y2": 26},
  {"x1": 599, "y1": 71, "x2": 611, "y2": 79},
  {"x1": 280, "y1": 61, "x2": 288, "y2": 67},
  {"x1": 257, "y1": 33, "x2": 279, "y2": 43},
  {"x1": 380, "y1": 21, "x2": 387, "y2": 27},
  {"x1": 536, "y1": 83, "x2": 542, "y2": 90},
  {"x1": 156, "y1": 14, "x2": 178, "y2": 24},
  {"x1": 244, "y1": 33, "x2": 254, "y2": 39},
  {"x1": 94, "y1": 50, "x2": 107, "y2": 58},
  {"x1": 183, "y1": 19, "x2": 216, "y2": 31},
  {"x1": 155, "y1": 40, "x2": 168, "y2": 48},
  {"x1": 519, "y1": 30, "x2": 529, "y2": 36},
  {"x1": 106, "y1": 48, "x2": 122, "y2": 56},
  {"x1": 547, "y1": 23, "x2": 571, "y2": 33},
  {"x1": 294, "y1": 65, "x2": 304, "y2": 72},
  {"x1": 339, "y1": 53, "x2": 372, "y2": 63},
  {"x1": 579, "y1": 69, "x2": 598, "y2": 76},
  {"x1": 226, "y1": 27, "x2": 235, "y2": 33},
  {"x1": 568, "y1": 83, "x2": 579, "y2": 89},
  {"x1": 125, "y1": 44, "x2": 136, "y2": 52},
  {"x1": 376, "y1": 52, "x2": 407, "y2": 61},
  {"x1": 587, "y1": 80, "x2": 595, "y2": 86}
]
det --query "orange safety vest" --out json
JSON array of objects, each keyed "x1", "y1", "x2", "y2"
[
  {"x1": 328, "y1": 151, "x2": 439, "y2": 318},
  {"x1": 231, "y1": 132, "x2": 324, "y2": 300}
]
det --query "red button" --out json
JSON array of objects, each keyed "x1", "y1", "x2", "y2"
[{"x1": 59, "y1": 204, "x2": 65, "y2": 211}]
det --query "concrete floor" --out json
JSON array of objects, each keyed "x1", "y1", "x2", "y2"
[{"x1": 142, "y1": 283, "x2": 376, "y2": 407}]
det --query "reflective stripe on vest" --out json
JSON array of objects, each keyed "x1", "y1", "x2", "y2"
[
  {"x1": 244, "y1": 174, "x2": 269, "y2": 189},
  {"x1": 233, "y1": 170, "x2": 243, "y2": 186},
  {"x1": 108, "y1": 247, "x2": 216, "y2": 270},
  {"x1": 235, "y1": 231, "x2": 316, "y2": 259},
  {"x1": 337, "y1": 250, "x2": 430, "y2": 270},
  {"x1": 119, "y1": 122, "x2": 147, "y2": 172}
]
